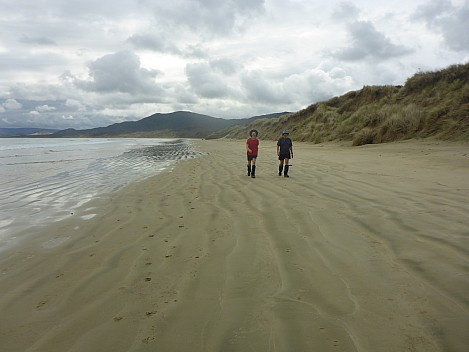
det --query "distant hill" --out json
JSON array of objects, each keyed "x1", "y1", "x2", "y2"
[
  {"x1": 51, "y1": 111, "x2": 289, "y2": 138},
  {"x1": 52, "y1": 111, "x2": 231, "y2": 138},
  {"x1": 224, "y1": 62, "x2": 469, "y2": 145},
  {"x1": 0, "y1": 128, "x2": 59, "y2": 137}
]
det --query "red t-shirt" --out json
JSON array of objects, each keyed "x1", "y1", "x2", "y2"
[{"x1": 246, "y1": 138, "x2": 259, "y2": 156}]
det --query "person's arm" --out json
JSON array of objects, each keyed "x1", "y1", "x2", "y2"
[
  {"x1": 246, "y1": 140, "x2": 252, "y2": 153},
  {"x1": 290, "y1": 140, "x2": 293, "y2": 158},
  {"x1": 277, "y1": 144, "x2": 280, "y2": 156}
]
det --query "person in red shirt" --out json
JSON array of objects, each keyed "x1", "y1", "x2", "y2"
[{"x1": 246, "y1": 129, "x2": 259, "y2": 178}]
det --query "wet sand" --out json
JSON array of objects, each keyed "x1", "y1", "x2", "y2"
[{"x1": 0, "y1": 139, "x2": 468, "y2": 351}]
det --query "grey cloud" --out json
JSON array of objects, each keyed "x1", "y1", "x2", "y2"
[
  {"x1": 74, "y1": 51, "x2": 163, "y2": 95},
  {"x1": 150, "y1": 0, "x2": 265, "y2": 36},
  {"x1": 185, "y1": 62, "x2": 232, "y2": 98},
  {"x1": 334, "y1": 21, "x2": 413, "y2": 61},
  {"x1": 127, "y1": 34, "x2": 182, "y2": 54},
  {"x1": 0, "y1": 99, "x2": 67, "y2": 128},
  {"x1": 413, "y1": 0, "x2": 453, "y2": 24},
  {"x1": 414, "y1": 1, "x2": 469, "y2": 52},
  {"x1": 241, "y1": 71, "x2": 285, "y2": 104},
  {"x1": 19, "y1": 35, "x2": 57, "y2": 46},
  {"x1": 2, "y1": 99, "x2": 23, "y2": 110},
  {"x1": 127, "y1": 33, "x2": 208, "y2": 58},
  {"x1": 209, "y1": 58, "x2": 240, "y2": 75},
  {"x1": 35, "y1": 105, "x2": 56, "y2": 112},
  {"x1": 331, "y1": 1, "x2": 360, "y2": 21},
  {"x1": 170, "y1": 84, "x2": 199, "y2": 105},
  {"x1": 182, "y1": 44, "x2": 208, "y2": 59},
  {"x1": 45, "y1": 0, "x2": 144, "y2": 20},
  {"x1": 0, "y1": 97, "x2": 131, "y2": 129},
  {"x1": 0, "y1": 51, "x2": 68, "y2": 73},
  {"x1": 282, "y1": 67, "x2": 355, "y2": 105}
]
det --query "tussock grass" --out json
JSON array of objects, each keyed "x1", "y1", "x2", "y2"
[
  {"x1": 353, "y1": 128, "x2": 376, "y2": 146},
  {"x1": 224, "y1": 62, "x2": 469, "y2": 145}
]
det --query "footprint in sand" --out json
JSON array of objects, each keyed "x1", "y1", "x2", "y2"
[
  {"x1": 36, "y1": 300, "x2": 48, "y2": 309},
  {"x1": 142, "y1": 337, "x2": 156, "y2": 344}
]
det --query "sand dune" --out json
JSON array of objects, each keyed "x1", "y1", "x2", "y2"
[{"x1": 0, "y1": 139, "x2": 468, "y2": 351}]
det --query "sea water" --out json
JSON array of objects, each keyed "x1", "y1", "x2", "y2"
[{"x1": 0, "y1": 138, "x2": 201, "y2": 250}]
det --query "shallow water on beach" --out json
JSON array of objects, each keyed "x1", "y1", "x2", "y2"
[{"x1": 0, "y1": 138, "x2": 201, "y2": 249}]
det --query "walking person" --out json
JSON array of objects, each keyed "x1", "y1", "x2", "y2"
[
  {"x1": 277, "y1": 130, "x2": 293, "y2": 177},
  {"x1": 246, "y1": 129, "x2": 259, "y2": 178}
]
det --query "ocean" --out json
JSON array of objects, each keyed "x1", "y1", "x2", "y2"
[{"x1": 0, "y1": 138, "x2": 201, "y2": 250}]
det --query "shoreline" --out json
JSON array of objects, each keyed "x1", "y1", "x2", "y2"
[
  {"x1": 0, "y1": 138, "x2": 200, "y2": 251},
  {"x1": 0, "y1": 139, "x2": 468, "y2": 351}
]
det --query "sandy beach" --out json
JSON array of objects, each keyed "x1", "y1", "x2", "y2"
[{"x1": 0, "y1": 138, "x2": 468, "y2": 352}]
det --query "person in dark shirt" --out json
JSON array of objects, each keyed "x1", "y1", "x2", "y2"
[
  {"x1": 246, "y1": 129, "x2": 259, "y2": 178},
  {"x1": 277, "y1": 130, "x2": 293, "y2": 177}
]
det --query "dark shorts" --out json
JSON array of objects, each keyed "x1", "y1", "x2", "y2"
[
  {"x1": 278, "y1": 153, "x2": 290, "y2": 160},
  {"x1": 247, "y1": 155, "x2": 257, "y2": 161}
]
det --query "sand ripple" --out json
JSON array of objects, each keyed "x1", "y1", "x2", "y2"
[{"x1": 0, "y1": 139, "x2": 467, "y2": 351}]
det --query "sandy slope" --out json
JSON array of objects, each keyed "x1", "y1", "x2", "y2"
[{"x1": 0, "y1": 139, "x2": 468, "y2": 352}]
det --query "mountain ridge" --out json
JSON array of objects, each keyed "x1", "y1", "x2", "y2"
[{"x1": 48, "y1": 111, "x2": 289, "y2": 138}]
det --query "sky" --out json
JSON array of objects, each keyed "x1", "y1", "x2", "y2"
[{"x1": 0, "y1": 0, "x2": 468, "y2": 130}]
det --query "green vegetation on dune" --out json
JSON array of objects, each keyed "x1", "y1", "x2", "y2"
[{"x1": 224, "y1": 63, "x2": 469, "y2": 145}]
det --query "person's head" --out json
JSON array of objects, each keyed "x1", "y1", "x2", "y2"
[
  {"x1": 250, "y1": 129, "x2": 258, "y2": 138},
  {"x1": 281, "y1": 130, "x2": 289, "y2": 138}
]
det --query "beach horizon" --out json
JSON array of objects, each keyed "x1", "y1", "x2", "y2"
[{"x1": 0, "y1": 138, "x2": 468, "y2": 351}]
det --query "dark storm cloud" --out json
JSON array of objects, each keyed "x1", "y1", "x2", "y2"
[
  {"x1": 74, "y1": 51, "x2": 163, "y2": 95},
  {"x1": 414, "y1": 0, "x2": 469, "y2": 52},
  {"x1": 334, "y1": 20, "x2": 413, "y2": 61}
]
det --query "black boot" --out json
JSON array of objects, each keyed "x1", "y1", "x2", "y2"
[
  {"x1": 278, "y1": 165, "x2": 283, "y2": 176},
  {"x1": 251, "y1": 165, "x2": 256, "y2": 178},
  {"x1": 247, "y1": 165, "x2": 251, "y2": 176},
  {"x1": 284, "y1": 165, "x2": 289, "y2": 177}
]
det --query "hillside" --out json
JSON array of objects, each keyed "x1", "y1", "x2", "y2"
[
  {"x1": 52, "y1": 111, "x2": 235, "y2": 138},
  {"x1": 224, "y1": 63, "x2": 469, "y2": 145},
  {"x1": 51, "y1": 111, "x2": 289, "y2": 138}
]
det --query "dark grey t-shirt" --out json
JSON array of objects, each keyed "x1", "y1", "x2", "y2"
[{"x1": 277, "y1": 137, "x2": 292, "y2": 154}]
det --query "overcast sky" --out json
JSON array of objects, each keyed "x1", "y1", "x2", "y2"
[{"x1": 1, "y1": 0, "x2": 468, "y2": 129}]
